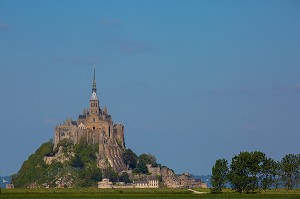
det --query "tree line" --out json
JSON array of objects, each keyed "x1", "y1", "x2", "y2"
[{"x1": 211, "y1": 151, "x2": 300, "y2": 193}]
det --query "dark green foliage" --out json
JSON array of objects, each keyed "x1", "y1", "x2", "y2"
[
  {"x1": 70, "y1": 154, "x2": 84, "y2": 169},
  {"x1": 135, "y1": 159, "x2": 149, "y2": 174},
  {"x1": 215, "y1": 151, "x2": 300, "y2": 193},
  {"x1": 13, "y1": 139, "x2": 100, "y2": 188},
  {"x1": 122, "y1": 148, "x2": 138, "y2": 169},
  {"x1": 138, "y1": 153, "x2": 157, "y2": 167},
  {"x1": 211, "y1": 158, "x2": 228, "y2": 193},
  {"x1": 103, "y1": 167, "x2": 118, "y2": 182},
  {"x1": 281, "y1": 154, "x2": 300, "y2": 190},
  {"x1": 261, "y1": 158, "x2": 278, "y2": 190},
  {"x1": 133, "y1": 153, "x2": 157, "y2": 174},
  {"x1": 229, "y1": 151, "x2": 266, "y2": 193},
  {"x1": 74, "y1": 140, "x2": 98, "y2": 166},
  {"x1": 156, "y1": 175, "x2": 163, "y2": 182},
  {"x1": 118, "y1": 172, "x2": 131, "y2": 183},
  {"x1": 77, "y1": 166, "x2": 102, "y2": 187},
  {"x1": 13, "y1": 140, "x2": 54, "y2": 188}
]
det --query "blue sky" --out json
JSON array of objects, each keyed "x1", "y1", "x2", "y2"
[{"x1": 0, "y1": 0, "x2": 300, "y2": 176}]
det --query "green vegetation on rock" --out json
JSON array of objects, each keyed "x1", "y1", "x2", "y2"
[
  {"x1": 122, "y1": 148, "x2": 138, "y2": 169},
  {"x1": 12, "y1": 140, "x2": 54, "y2": 188},
  {"x1": 12, "y1": 139, "x2": 160, "y2": 188}
]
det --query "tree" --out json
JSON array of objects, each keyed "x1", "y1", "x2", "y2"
[
  {"x1": 138, "y1": 154, "x2": 157, "y2": 167},
  {"x1": 228, "y1": 151, "x2": 265, "y2": 193},
  {"x1": 261, "y1": 158, "x2": 277, "y2": 190},
  {"x1": 104, "y1": 167, "x2": 118, "y2": 182},
  {"x1": 211, "y1": 159, "x2": 229, "y2": 192},
  {"x1": 118, "y1": 172, "x2": 131, "y2": 183},
  {"x1": 272, "y1": 161, "x2": 282, "y2": 190},
  {"x1": 135, "y1": 160, "x2": 148, "y2": 174},
  {"x1": 281, "y1": 154, "x2": 300, "y2": 190},
  {"x1": 122, "y1": 148, "x2": 138, "y2": 169},
  {"x1": 78, "y1": 166, "x2": 102, "y2": 187},
  {"x1": 70, "y1": 154, "x2": 84, "y2": 169}
]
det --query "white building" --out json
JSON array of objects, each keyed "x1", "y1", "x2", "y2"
[
  {"x1": 98, "y1": 178, "x2": 112, "y2": 188},
  {"x1": 134, "y1": 180, "x2": 159, "y2": 188}
]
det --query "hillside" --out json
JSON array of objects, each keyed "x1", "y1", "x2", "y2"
[
  {"x1": 12, "y1": 140, "x2": 159, "y2": 188},
  {"x1": 12, "y1": 139, "x2": 205, "y2": 189},
  {"x1": 12, "y1": 140, "x2": 103, "y2": 188}
]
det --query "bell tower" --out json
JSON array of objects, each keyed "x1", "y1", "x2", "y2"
[{"x1": 89, "y1": 67, "x2": 100, "y2": 116}]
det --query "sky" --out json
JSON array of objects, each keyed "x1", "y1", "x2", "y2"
[{"x1": 0, "y1": 0, "x2": 300, "y2": 176}]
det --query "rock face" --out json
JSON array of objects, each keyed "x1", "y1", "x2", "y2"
[
  {"x1": 52, "y1": 69, "x2": 127, "y2": 172},
  {"x1": 160, "y1": 167, "x2": 181, "y2": 188}
]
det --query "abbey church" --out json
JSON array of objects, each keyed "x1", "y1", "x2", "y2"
[{"x1": 54, "y1": 69, "x2": 127, "y2": 172}]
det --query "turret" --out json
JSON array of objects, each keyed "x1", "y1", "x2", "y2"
[{"x1": 103, "y1": 105, "x2": 108, "y2": 115}]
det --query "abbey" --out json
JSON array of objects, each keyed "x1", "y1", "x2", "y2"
[{"x1": 54, "y1": 69, "x2": 127, "y2": 172}]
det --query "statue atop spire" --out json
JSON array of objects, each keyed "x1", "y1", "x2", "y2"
[{"x1": 92, "y1": 65, "x2": 97, "y2": 93}]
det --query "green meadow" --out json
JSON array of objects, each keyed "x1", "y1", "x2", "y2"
[{"x1": 1, "y1": 188, "x2": 300, "y2": 199}]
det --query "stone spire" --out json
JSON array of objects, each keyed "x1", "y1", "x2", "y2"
[
  {"x1": 92, "y1": 66, "x2": 97, "y2": 93},
  {"x1": 103, "y1": 105, "x2": 108, "y2": 115},
  {"x1": 90, "y1": 66, "x2": 98, "y2": 101},
  {"x1": 90, "y1": 66, "x2": 100, "y2": 115}
]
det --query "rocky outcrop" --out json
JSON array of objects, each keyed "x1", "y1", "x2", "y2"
[
  {"x1": 44, "y1": 146, "x2": 74, "y2": 165},
  {"x1": 104, "y1": 145, "x2": 126, "y2": 172},
  {"x1": 160, "y1": 167, "x2": 181, "y2": 188}
]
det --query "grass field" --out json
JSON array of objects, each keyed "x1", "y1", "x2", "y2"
[{"x1": 1, "y1": 188, "x2": 300, "y2": 199}]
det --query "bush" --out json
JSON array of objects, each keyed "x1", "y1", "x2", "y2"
[
  {"x1": 77, "y1": 166, "x2": 102, "y2": 187},
  {"x1": 104, "y1": 167, "x2": 118, "y2": 182},
  {"x1": 210, "y1": 187, "x2": 222, "y2": 194},
  {"x1": 135, "y1": 160, "x2": 148, "y2": 174},
  {"x1": 122, "y1": 148, "x2": 138, "y2": 169},
  {"x1": 70, "y1": 154, "x2": 84, "y2": 169},
  {"x1": 138, "y1": 154, "x2": 157, "y2": 167},
  {"x1": 119, "y1": 172, "x2": 131, "y2": 183}
]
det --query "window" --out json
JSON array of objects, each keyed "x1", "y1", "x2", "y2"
[
  {"x1": 93, "y1": 126, "x2": 95, "y2": 130},
  {"x1": 93, "y1": 118, "x2": 95, "y2": 122}
]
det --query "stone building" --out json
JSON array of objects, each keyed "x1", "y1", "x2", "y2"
[
  {"x1": 98, "y1": 178, "x2": 113, "y2": 188},
  {"x1": 133, "y1": 180, "x2": 159, "y2": 188},
  {"x1": 53, "y1": 69, "x2": 126, "y2": 172}
]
